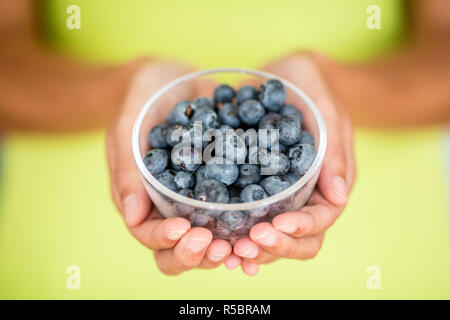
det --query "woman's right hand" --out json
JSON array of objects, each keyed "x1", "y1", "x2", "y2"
[{"x1": 106, "y1": 60, "x2": 236, "y2": 275}]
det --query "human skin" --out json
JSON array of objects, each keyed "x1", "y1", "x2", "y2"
[{"x1": 1, "y1": 0, "x2": 449, "y2": 275}]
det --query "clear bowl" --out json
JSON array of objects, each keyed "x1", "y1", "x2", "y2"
[{"x1": 132, "y1": 68, "x2": 327, "y2": 242}]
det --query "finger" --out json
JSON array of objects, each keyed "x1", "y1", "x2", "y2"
[
  {"x1": 317, "y1": 104, "x2": 350, "y2": 207},
  {"x1": 241, "y1": 260, "x2": 259, "y2": 276},
  {"x1": 249, "y1": 222, "x2": 323, "y2": 259},
  {"x1": 200, "y1": 239, "x2": 233, "y2": 268},
  {"x1": 271, "y1": 211, "x2": 314, "y2": 237},
  {"x1": 224, "y1": 254, "x2": 242, "y2": 270},
  {"x1": 233, "y1": 237, "x2": 277, "y2": 264},
  {"x1": 154, "y1": 227, "x2": 213, "y2": 275},
  {"x1": 130, "y1": 213, "x2": 191, "y2": 250}
]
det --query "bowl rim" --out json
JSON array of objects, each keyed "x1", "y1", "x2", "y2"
[{"x1": 132, "y1": 67, "x2": 327, "y2": 211}]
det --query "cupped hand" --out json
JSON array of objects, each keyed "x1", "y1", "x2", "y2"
[
  {"x1": 233, "y1": 53, "x2": 356, "y2": 275},
  {"x1": 106, "y1": 60, "x2": 232, "y2": 275}
]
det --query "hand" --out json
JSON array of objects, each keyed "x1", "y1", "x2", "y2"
[
  {"x1": 106, "y1": 60, "x2": 233, "y2": 275},
  {"x1": 233, "y1": 53, "x2": 356, "y2": 275}
]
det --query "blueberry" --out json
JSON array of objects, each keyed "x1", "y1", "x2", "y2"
[
  {"x1": 280, "y1": 104, "x2": 303, "y2": 123},
  {"x1": 194, "y1": 165, "x2": 208, "y2": 184},
  {"x1": 260, "y1": 175, "x2": 292, "y2": 196},
  {"x1": 195, "y1": 179, "x2": 230, "y2": 203},
  {"x1": 205, "y1": 157, "x2": 239, "y2": 186},
  {"x1": 166, "y1": 100, "x2": 197, "y2": 126},
  {"x1": 236, "y1": 85, "x2": 259, "y2": 104},
  {"x1": 219, "y1": 103, "x2": 240, "y2": 128},
  {"x1": 300, "y1": 130, "x2": 315, "y2": 146},
  {"x1": 288, "y1": 143, "x2": 316, "y2": 175},
  {"x1": 257, "y1": 128, "x2": 287, "y2": 153},
  {"x1": 234, "y1": 164, "x2": 261, "y2": 189},
  {"x1": 221, "y1": 133, "x2": 247, "y2": 164},
  {"x1": 261, "y1": 152, "x2": 290, "y2": 175},
  {"x1": 155, "y1": 169, "x2": 178, "y2": 191},
  {"x1": 175, "y1": 188, "x2": 196, "y2": 216},
  {"x1": 194, "y1": 96, "x2": 215, "y2": 109},
  {"x1": 283, "y1": 172, "x2": 302, "y2": 185},
  {"x1": 240, "y1": 184, "x2": 268, "y2": 203},
  {"x1": 143, "y1": 149, "x2": 169, "y2": 175},
  {"x1": 218, "y1": 124, "x2": 233, "y2": 135},
  {"x1": 190, "y1": 211, "x2": 214, "y2": 227},
  {"x1": 238, "y1": 99, "x2": 266, "y2": 126},
  {"x1": 188, "y1": 121, "x2": 207, "y2": 148},
  {"x1": 191, "y1": 106, "x2": 218, "y2": 129},
  {"x1": 165, "y1": 124, "x2": 188, "y2": 147},
  {"x1": 214, "y1": 84, "x2": 235, "y2": 103},
  {"x1": 219, "y1": 211, "x2": 248, "y2": 230},
  {"x1": 276, "y1": 115, "x2": 302, "y2": 146},
  {"x1": 171, "y1": 144, "x2": 202, "y2": 172},
  {"x1": 174, "y1": 171, "x2": 195, "y2": 189},
  {"x1": 260, "y1": 79, "x2": 286, "y2": 111},
  {"x1": 179, "y1": 188, "x2": 195, "y2": 198},
  {"x1": 258, "y1": 112, "x2": 281, "y2": 129},
  {"x1": 148, "y1": 124, "x2": 168, "y2": 148}
]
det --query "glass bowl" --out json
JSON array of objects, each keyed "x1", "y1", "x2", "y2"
[{"x1": 132, "y1": 68, "x2": 326, "y2": 242}]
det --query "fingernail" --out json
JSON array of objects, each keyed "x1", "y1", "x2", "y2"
[
  {"x1": 185, "y1": 237, "x2": 209, "y2": 252},
  {"x1": 239, "y1": 246, "x2": 258, "y2": 259},
  {"x1": 208, "y1": 250, "x2": 227, "y2": 262},
  {"x1": 333, "y1": 176, "x2": 348, "y2": 204},
  {"x1": 123, "y1": 194, "x2": 139, "y2": 225},
  {"x1": 275, "y1": 224, "x2": 297, "y2": 234},
  {"x1": 167, "y1": 229, "x2": 188, "y2": 241},
  {"x1": 254, "y1": 231, "x2": 276, "y2": 247}
]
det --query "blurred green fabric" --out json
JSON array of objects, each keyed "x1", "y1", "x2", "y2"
[{"x1": 0, "y1": 0, "x2": 448, "y2": 299}]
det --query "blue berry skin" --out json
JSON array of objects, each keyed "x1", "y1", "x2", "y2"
[
  {"x1": 155, "y1": 169, "x2": 178, "y2": 191},
  {"x1": 165, "y1": 124, "x2": 187, "y2": 147},
  {"x1": 190, "y1": 211, "x2": 214, "y2": 227},
  {"x1": 219, "y1": 211, "x2": 248, "y2": 230},
  {"x1": 167, "y1": 100, "x2": 197, "y2": 126},
  {"x1": 218, "y1": 124, "x2": 233, "y2": 135},
  {"x1": 194, "y1": 165, "x2": 207, "y2": 184},
  {"x1": 283, "y1": 172, "x2": 302, "y2": 185},
  {"x1": 288, "y1": 143, "x2": 316, "y2": 175},
  {"x1": 214, "y1": 84, "x2": 235, "y2": 103},
  {"x1": 179, "y1": 188, "x2": 195, "y2": 198},
  {"x1": 276, "y1": 115, "x2": 302, "y2": 146},
  {"x1": 238, "y1": 99, "x2": 266, "y2": 126},
  {"x1": 148, "y1": 124, "x2": 168, "y2": 148},
  {"x1": 300, "y1": 130, "x2": 315, "y2": 146},
  {"x1": 191, "y1": 106, "x2": 218, "y2": 129},
  {"x1": 194, "y1": 96, "x2": 215, "y2": 109},
  {"x1": 171, "y1": 145, "x2": 201, "y2": 172},
  {"x1": 174, "y1": 171, "x2": 195, "y2": 189},
  {"x1": 258, "y1": 112, "x2": 281, "y2": 129},
  {"x1": 143, "y1": 149, "x2": 169, "y2": 175},
  {"x1": 205, "y1": 158, "x2": 239, "y2": 186},
  {"x1": 261, "y1": 152, "x2": 290, "y2": 175},
  {"x1": 236, "y1": 85, "x2": 259, "y2": 104},
  {"x1": 260, "y1": 175, "x2": 292, "y2": 196},
  {"x1": 195, "y1": 179, "x2": 230, "y2": 203},
  {"x1": 259, "y1": 79, "x2": 286, "y2": 111},
  {"x1": 240, "y1": 184, "x2": 268, "y2": 203},
  {"x1": 280, "y1": 104, "x2": 303, "y2": 123},
  {"x1": 219, "y1": 103, "x2": 240, "y2": 128},
  {"x1": 234, "y1": 164, "x2": 261, "y2": 189}
]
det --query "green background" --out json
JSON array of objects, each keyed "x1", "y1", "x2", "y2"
[{"x1": 1, "y1": 0, "x2": 449, "y2": 299}]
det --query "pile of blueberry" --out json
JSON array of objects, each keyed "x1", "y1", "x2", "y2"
[{"x1": 144, "y1": 79, "x2": 316, "y2": 238}]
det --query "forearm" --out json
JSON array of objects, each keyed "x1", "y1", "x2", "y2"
[
  {"x1": 0, "y1": 34, "x2": 146, "y2": 132},
  {"x1": 311, "y1": 43, "x2": 450, "y2": 127}
]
